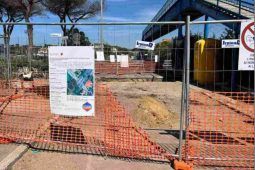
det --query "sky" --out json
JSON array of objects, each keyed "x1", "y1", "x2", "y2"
[
  {"x1": 4, "y1": 0, "x2": 166, "y2": 48},
  {"x1": 1, "y1": 0, "x2": 254, "y2": 49}
]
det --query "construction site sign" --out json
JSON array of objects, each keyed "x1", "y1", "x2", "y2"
[
  {"x1": 49, "y1": 46, "x2": 95, "y2": 116},
  {"x1": 96, "y1": 51, "x2": 105, "y2": 61},
  {"x1": 135, "y1": 40, "x2": 155, "y2": 50},
  {"x1": 221, "y1": 39, "x2": 240, "y2": 48},
  {"x1": 238, "y1": 20, "x2": 254, "y2": 70},
  {"x1": 155, "y1": 55, "x2": 158, "y2": 62},
  {"x1": 120, "y1": 55, "x2": 129, "y2": 67},
  {"x1": 110, "y1": 55, "x2": 115, "y2": 62}
]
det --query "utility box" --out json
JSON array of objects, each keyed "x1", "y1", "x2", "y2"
[{"x1": 194, "y1": 39, "x2": 220, "y2": 85}]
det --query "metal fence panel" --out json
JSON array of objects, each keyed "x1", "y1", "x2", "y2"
[
  {"x1": 0, "y1": 19, "x2": 254, "y2": 169},
  {"x1": 0, "y1": 22, "x2": 185, "y2": 163},
  {"x1": 184, "y1": 19, "x2": 254, "y2": 169}
]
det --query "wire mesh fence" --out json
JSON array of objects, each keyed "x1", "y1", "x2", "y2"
[
  {"x1": 0, "y1": 22, "x2": 185, "y2": 163},
  {"x1": 0, "y1": 19, "x2": 254, "y2": 169},
  {"x1": 184, "y1": 20, "x2": 255, "y2": 168},
  {"x1": 187, "y1": 90, "x2": 254, "y2": 167}
]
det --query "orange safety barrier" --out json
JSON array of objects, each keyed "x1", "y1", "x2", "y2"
[
  {"x1": 0, "y1": 137, "x2": 12, "y2": 144},
  {"x1": 185, "y1": 90, "x2": 254, "y2": 168},
  {"x1": 0, "y1": 79, "x2": 171, "y2": 162},
  {"x1": 174, "y1": 160, "x2": 193, "y2": 170},
  {"x1": 0, "y1": 94, "x2": 24, "y2": 103}
]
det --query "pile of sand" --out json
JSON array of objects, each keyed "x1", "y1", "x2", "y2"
[{"x1": 132, "y1": 96, "x2": 179, "y2": 129}]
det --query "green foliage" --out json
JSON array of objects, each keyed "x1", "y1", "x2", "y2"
[
  {"x1": 103, "y1": 44, "x2": 129, "y2": 60},
  {"x1": 67, "y1": 28, "x2": 91, "y2": 46},
  {"x1": 43, "y1": 0, "x2": 98, "y2": 18},
  {"x1": 11, "y1": 56, "x2": 29, "y2": 71},
  {"x1": 220, "y1": 28, "x2": 236, "y2": 39},
  {"x1": 42, "y1": 0, "x2": 102, "y2": 35},
  {"x1": 154, "y1": 40, "x2": 173, "y2": 61},
  {"x1": 191, "y1": 32, "x2": 203, "y2": 41},
  {"x1": 31, "y1": 58, "x2": 48, "y2": 72},
  {"x1": 80, "y1": 31, "x2": 91, "y2": 46},
  {"x1": 1, "y1": 56, "x2": 48, "y2": 73},
  {"x1": 0, "y1": 57, "x2": 6, "y2": 78}
]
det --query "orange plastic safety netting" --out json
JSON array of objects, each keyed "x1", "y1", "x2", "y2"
[
  {"x1": 0, "y1": 79, "x2": 171, "y2": 162},
  {"x1": 186, "y1": 89, "x2": 254, "y2": 168}
]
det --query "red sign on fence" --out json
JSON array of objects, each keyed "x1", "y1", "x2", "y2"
[{"x1": 238, "y1": 20, "x2": 255, "y2": 70}]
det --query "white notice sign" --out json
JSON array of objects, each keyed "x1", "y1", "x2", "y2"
[
  {"x1": 110, "y1": 55, "x2": 115, "y2": 62},
  {"x1": 120, "y1": 55, "x2": 129, "y2": 67},
  {"x1": 117, "y1": 55, "x2": 121, "y2": 62},
  {"x1": 49, "y1": 46, "x2": 95, "y2": 116},
  {"x1": 238, "y1": 20, "x2": 254, "y2": 70},
  {"x1": 96, "y1": 51, "x2": 105, "y2": 61},
  {"x1": 155, "y1": 55, "x2": 158, "y2": 62}
]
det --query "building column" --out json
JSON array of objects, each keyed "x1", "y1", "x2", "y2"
[
  {"x1": 178, "y1": 15, "x2": 183, "y2": 39},
  {"x1": 231, "y1": 24, "x2": 240, "y2": 91},
  {"x1": 204, "y1": 15, "x2": 209, "y2": 38}
]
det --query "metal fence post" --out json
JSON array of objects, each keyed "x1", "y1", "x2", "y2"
[
  {"x1": 184, "y1": 15, "x2": 191, "y2": 161},
  {"x1": 178, "y1": 15, "x2": 190, "y2": 161},
  {"x1": 185, "y1": 16, "x2": 191, "y2": 120},
  {"x1": 178, "y1": 36, "x2": 186, "y2": 161}
]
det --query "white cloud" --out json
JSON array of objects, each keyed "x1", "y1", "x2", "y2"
[
  {"x1": 136, "y1": 8, "x2": 159, "y2": 21},
  {"x1": 103, "y1": 16, "x2": 131, "y2": 22},
  {"x1": 95, "y1": 15, "x2": 131, "y2": 22}
]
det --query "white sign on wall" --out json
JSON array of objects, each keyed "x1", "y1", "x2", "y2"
[
  {"x1": 110, "y1": 55, "x2": 115, "y2": 62},
  {"x1": 96, "y1": 51, "x2": 105, "y2": 61},
  {"x1": 155, "y1": 55, "x2": 159, "y2": 62},
  {"x1": 117, "y1": 55, "x2": 121, "y2": 62},
  {"x1": 222, "y1": 39, "x2": 240, "y2": 48},
  {"x1": 135, "y1": 40, "x2": 155, "y2": 50},
  {"x1": 120, "y1": 55, "x2": 129, "y2": 67},
  {"x1": 49, "y1": 46, "x2": 95, "y2": 116},
  {"x1": 238, "y1": 20, "x2": 254, "y2": 70}
]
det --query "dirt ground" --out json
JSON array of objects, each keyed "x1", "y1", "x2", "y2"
[
  {"x1": 12, "y1": 149, "x2": 171, "y2": 170},
  {"x1": 106, "y1": 82, "x2": 182, "y2": 129}
]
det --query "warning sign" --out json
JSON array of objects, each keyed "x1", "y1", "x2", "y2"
[
  {"x1": 238, "y1": 20, "x2": 254, "y2": 70},
  {"x1": 49, "y1": 46, "x2": 95, "y2": 116}
]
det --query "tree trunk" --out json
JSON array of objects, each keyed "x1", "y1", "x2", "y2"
[
  {"x1": 4, "y1": 34, "x2": 11, "y2": 87},
  {"x1": 26, "y1": 18, "x2": 33, "y2": 70}
]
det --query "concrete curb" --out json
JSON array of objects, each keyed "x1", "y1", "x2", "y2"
[{"x1": 0, "y1": 145, "x2": 28, "y2": 170}]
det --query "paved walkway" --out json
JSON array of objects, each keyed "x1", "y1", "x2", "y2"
[
  {"x1": 0, "y1": 144, "x2": 18, "y2": 162},
  {"x1": 12, "y1": 149, "x2": 172, "y2": 170}
]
